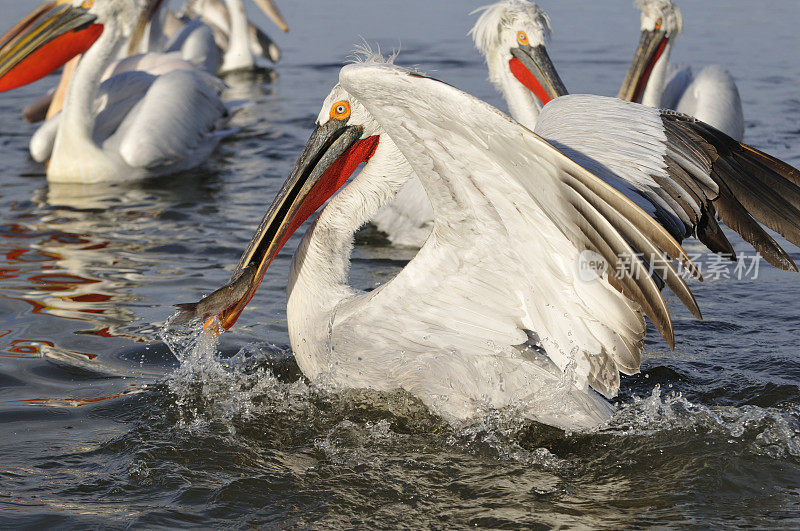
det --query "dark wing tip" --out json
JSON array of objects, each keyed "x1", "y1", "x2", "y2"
[{"x1": 662, "y1": 112, "x2": 800, "y2": 272}]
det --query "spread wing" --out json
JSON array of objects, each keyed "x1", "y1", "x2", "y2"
[
  {"x1": 335, "y1": 64, "x2": 710, "y2": 401},
  {"x1": 535, "y1": 94, "x2": 800, "y2": 272}
]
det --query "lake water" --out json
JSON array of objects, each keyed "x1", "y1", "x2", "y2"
[{"x1": 1, "y1": 0, "x2": 799, "y2": 527}]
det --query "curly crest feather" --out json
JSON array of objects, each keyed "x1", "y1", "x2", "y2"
[
  {"x1": 470, "y1": 0, "x2": 552, "y2": 54},
  {"x1": 635, "y1": 0, "x2": 683, "y2": 35},
  {"x1": 348, "y1": 41, "x2": 399, "y2": 66}
]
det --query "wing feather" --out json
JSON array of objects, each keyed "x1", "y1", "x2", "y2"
[
  {"x1": 338, "y1": 64, "x2": 689, "y2": 401},
  {"x1": 112, "y1": 69, "x2": 227, "y2": 169},
  {"x1": 337, "y1": 64, "x2": 800, "y2": 405},
  {"x1": 535, "y1": 96, "x2": 800, "y2": 273},
  {"x1": 562, "y1": 173, "x2": 702, "y2": 322}
]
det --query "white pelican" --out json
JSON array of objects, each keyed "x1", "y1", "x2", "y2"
[
  {"x1": 125, "y1": 0, "x2": 221, "y2": 74},
  {"x1": 618, "y1": 0, "x2": 745, "y2": 141},
  {"x1": 372, "y1": 1, "x2": 567, "y2": 246},
  {"x1": 176, "y1": 61, "x2": 800, "y2": 431},
  {"x1": 21, "y1": 0, "x2": 222, "y2": 124},
  {"x1": 0, "y1": 0, "x2": 234, "y2": 184},
  {"x1": 177, "y1": 0, "x2": 288, "y2": 73},
  {"x1": 471, "y1": 0, "x2": 565, "y2": 130}
]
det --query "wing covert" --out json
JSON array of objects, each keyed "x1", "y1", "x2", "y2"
[{"x1": 112, "y1": 69, "x2": 227, "y2": 169}]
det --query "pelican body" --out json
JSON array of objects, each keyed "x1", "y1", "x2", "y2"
[
  {"x1": 177, "y1": 59, "x2": 800, "y2": 431},
  {"x1": 0, "y1": 0, "x2": 233, "y2": 183},
  {"x1": 618, "y1": 0, "x2": 745, "y2": 140},
  {"x1": 21, "y1": 0, "x2": 221, "y2": 124},
  {"x1": 178, "y1": 0, "x2": 288, "y2": 73}
]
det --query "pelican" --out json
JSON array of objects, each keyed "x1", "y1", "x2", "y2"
[
  {"x1": 372, "y1": 1, "x2": 567, "y2": 246},
  {"x1": 618, "y1": 0, "x2": 745, "y2": 141},
  {"x1": 176, "y1": 60, "x2": 800, "y2": 431},
  {"x1": 0, "y1": 0, "x2": 234, "y2": 184},
  {"x1": 124, "y1": 0, "x2": 221, "y2": 73},
  {"x1": 22, "y1": 0, "x2": 221, "y2": 124},
  {"x1": 177, "y1": 0, "x2": 288, "y2": 73}
]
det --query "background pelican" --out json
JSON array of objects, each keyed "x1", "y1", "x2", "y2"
[
  {"x1": 0, "y1": 0, "x2": 234, "y2": 183},
  {"x1": 126, "y1": 0, "x2": 222, "y2": 73},
  {"x1": 372, "y1": 1, "x2": 566, "y2": 247},
  {"x1": 22, "y1": 0, "x2": 222, "y2": 124},
  {"x1": 618, "y1": 0, "x2": 745, "y2": 140},
  {"x1": 177, "y1": 0, "x2": 288, "y2": 73},
  {"x1": 471, "y1": 0, "x2": 565, "y2": 130},
  {"x1": 177, "y1": 61, "x2": 800, "y2": 431}
]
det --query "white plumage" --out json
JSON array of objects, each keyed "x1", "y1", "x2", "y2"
[
  {"x1": 132, "y1": 3, "x2": 222, "y2": 74},
  {"x1": 178, "y1": 0, "x2": 287, "y2": 73},
  {"x1": 470, "y1": 0, "x2": 553, "y2": 129},
  {"x1": 180, "y1": 62, "x2": 800, "y2": 431},
  {"x1": 373, "y1": 1, "x2": 559, "y2": 247},
  {"x1": 3, "y1": 0, "x2": 235, "y2": 183}
]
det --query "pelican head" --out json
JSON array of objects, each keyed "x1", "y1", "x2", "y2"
[
  {"x1": 617, "y1": 0, "x2": 683, "y2": 102},
  {"x1": 471, "y1": 0, "x2": 566, "y2": 110},
  {"x1": 0, "y1": 0, "x2": 147, "y2": 92},
  {"x1": 177, "y1": 83, "x2": 382, "y2": 330}
]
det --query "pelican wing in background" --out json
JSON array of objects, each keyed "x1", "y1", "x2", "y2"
[
  {"x1": 30, "y1": 70, "x2": 159, "y2": 163},
  {"x1": 109, "y1": 70, "x2": 229, "y2": 169}
]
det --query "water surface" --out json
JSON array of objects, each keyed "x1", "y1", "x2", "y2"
[{"x1": 0, "y1": 0, "x2": 799, "y2": 527}]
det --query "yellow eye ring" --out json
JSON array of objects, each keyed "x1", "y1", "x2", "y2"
[
  {"x1": 81, "y1": 0, "x2": 94, "y2": 8},
  {"x1": 516, "y1": 31, "x2": 529, "y2": 46},
  {"x1": 654, "y1": 18, "x2": 663, "y2": 30},
  {"x1": 329, "y1": 100, "x2": 351, "y2": 120}
]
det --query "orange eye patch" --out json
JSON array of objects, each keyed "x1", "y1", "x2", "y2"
[
  {"x1": 329, "y1": 100, "x2": 351, "y2": 120},
  {"x1": 516, "y1": 31, "x2": 529, "y2": 46},
  {"x1": 654, "y1": 18, "x2": 663, "y2": 30}
]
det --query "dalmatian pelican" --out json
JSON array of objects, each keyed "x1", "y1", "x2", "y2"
[
  {"x1": 0, "y1": 0, "x2": 233, "y2": 183},
  {"x1": 176, "y1": 61, "x2": 800, "y2": 431},
  {"x1": 618, "y1": 0, "x2": 745, "y2": 140}
]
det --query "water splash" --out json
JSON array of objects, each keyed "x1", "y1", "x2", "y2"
[
  {"x1": 610, "y1": 385, "x2": 800, "y2": 459},
  {"x1": 448, "y1": 408, "x2": 567, "y2": 469},
  {"x1": 159, "y1": 313, "x2": 303, "y2": 432}
]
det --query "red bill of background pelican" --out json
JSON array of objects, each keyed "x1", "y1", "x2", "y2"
[
  {"x1": 618, "y1": 0, "x2": 744, "y2": 140},
  {"x1": 176, "y1": 61, "x2": 800, "y2": 431},
  {"x1": 0, "y1": 0, "x2": 233, "y2": 183}
]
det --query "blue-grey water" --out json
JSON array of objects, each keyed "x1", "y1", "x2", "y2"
[{"x1": 1, "y1": 0, "x2": 799, "y2": 527}]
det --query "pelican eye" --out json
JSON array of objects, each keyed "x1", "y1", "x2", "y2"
[
  {"x1": 516, "y1": 31, "x2": 529, "y2": 46},
  {"x1": 329, "y1": 100, "x2": 351, "y2": 120},
  {"x1": 81, "y1": 0, "x2": 94, "y2": 7},
  {"x1": 654, "y1": 18, "x2": 663, "y2": 30}
]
